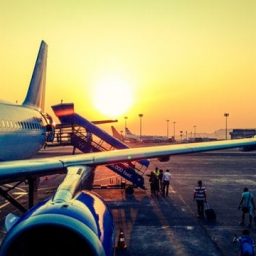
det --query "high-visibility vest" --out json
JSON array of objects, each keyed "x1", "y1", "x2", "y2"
[{"x1": 154, "y1": 169, "x2": 160, "y2": 177}]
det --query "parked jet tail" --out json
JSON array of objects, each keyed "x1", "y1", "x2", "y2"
[
  {"x1": 125, "y1": 127, "x2": 135, "y2": 136},
  {"x1": 111, "y1": 126, "x2": 124, "y2": 141},
  {"x1": 23, "y1": 40, "x2": 47, "y2": 111}
]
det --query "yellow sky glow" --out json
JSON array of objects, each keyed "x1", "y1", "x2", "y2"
[{"x1": 0, "y1": 0, "x2": 255, "y2": 136}]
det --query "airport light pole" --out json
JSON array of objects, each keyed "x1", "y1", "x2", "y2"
[
  {"x1": 124, "y1": 116, "x2": 128, "y2": 136},
  {"x1": 193, "y1": 125, "x2": 197, "y2": 139},
  {"x1": 166, "y1": 120, "x2": 169, "y2": 138},
  {"x1": 180, "y1": 130, "x2": 183, "y2": 142},
  {"x1": 138, "y1": 114, "x2": 143, "y2": 141},
  {"x1": 173, "y1": 121, "x2": 176, "y2": 141},
  {"x1": 224, "y1": 113, "x2": 229, "y2": 140}
]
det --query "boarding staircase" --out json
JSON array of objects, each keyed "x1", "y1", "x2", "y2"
[{"x1": 51, "y1": 103, "x2": 150, "y2": 189}]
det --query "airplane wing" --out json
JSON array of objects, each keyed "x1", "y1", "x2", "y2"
[
  {"x1": 92, "y1": 119, "x2": 118, "y2": 125},
  {"x1": 0, "y1": 137, "x2": 256, "y2": 184},
  {"x1": 1, "y1": 137, "x2": 256, "y2": 256}
]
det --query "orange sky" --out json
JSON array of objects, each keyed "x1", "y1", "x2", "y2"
[{"x1": 0, "y1": 0, "x2": 255, "y2": 136}]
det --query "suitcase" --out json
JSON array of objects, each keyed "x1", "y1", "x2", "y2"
[{"x1": 205, "y1": 203, "x2": 216, "y2": 222}]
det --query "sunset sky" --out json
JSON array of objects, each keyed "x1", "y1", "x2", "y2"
[{"x1": 0, "y1": 0, "x2": 255, "y2": 136}]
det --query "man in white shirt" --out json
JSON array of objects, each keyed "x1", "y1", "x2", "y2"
[{"x1": 162, "y1": 169, "x2": 171, "y2": 197}]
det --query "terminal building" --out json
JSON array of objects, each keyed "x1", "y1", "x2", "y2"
[{"x1": 230, "y1": 129, "x2": 256, "y2": 139}]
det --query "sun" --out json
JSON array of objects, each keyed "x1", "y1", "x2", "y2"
[{"x1": 92, "y1": 75, "x2": 134, "y2": 118}]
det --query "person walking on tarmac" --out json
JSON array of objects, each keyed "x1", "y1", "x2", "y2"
[
  {"x1": 149, "y1": 171, "x2": 156, "y2": 196},
  {"x1": 153, "y1": 167, "x2": 160, "y2": 196},
  {"x1": 233, "y1": 229, "x2": 254, "y2": 256},
  {"x1": 238, "y1": 187, "x2": 255, "y2": 227},
  {"x1": 193, "y1": 180, "x2": 207, "y2": 218},
  {"x1": 149, "y1": 170, "x2": 158, "y2": 196},
  {"x1": 162, "y1": 169, "x2": 172, "y2": 197},
  {"x1": 159, "y1": 169, "x2": 164, "y2": 194}
]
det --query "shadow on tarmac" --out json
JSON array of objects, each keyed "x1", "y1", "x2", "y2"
[{"x1": 111, "y1": 191, "x2": 224, "y2": 256}]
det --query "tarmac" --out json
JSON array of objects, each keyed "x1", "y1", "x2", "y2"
[{"x1": 1, "y1": 146, "x2": 256, "y2": 255}]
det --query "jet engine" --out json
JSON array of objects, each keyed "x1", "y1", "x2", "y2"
[
  {"x1": 240, "y1": 144, "x2": 256, "y2": 152},
  {"x1": 0, "y1": 191, "x2": 114, "y2": 256}
]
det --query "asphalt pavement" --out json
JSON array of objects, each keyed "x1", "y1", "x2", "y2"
[
  {"x1": 96, "y1": 150, "x2": 256, "y2": 256},
  {"x1": 1, "y1": 146, "x2": 256, "y2": 255}
]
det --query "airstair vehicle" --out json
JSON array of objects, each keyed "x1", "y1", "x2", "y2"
[{"x1": 50, "y1": 103, "x2": 150, "y2": 189}]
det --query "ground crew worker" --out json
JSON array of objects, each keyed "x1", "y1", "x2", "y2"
[
  {"x1": 153, "y1": 167, "x2": 160, "y2": 196},
  {"x1": 149, "y1": 171, "x2": 157, "y2": 196},
  {"x1": 193, "y1": 180, "x2": 207, "y2": 218},
  {"x1": 159, "y1": 169, "x2": 164, "y2": 193}
]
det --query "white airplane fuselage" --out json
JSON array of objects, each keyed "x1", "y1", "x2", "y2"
[
  {"x1": 0, "y1": 102, "x2": 46, "y2": 161},
  {"x1": 126, "y1": 131, "x2": 169, "y2": 143}
]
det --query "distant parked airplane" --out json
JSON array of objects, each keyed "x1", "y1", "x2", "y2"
[
  {"x1": 111, "y1": 126, "x2": 125, "y2": 141},
  {"x1": 111, "y1": 126, "x2": 172, "y2": 143},
  {"x1": 127, "y1": 127, "x2": 172, "y2": 142}
]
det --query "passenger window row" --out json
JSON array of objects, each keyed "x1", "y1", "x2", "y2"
[{"x1": 0, "y1": 120, "x2": 42, "y2": 130}]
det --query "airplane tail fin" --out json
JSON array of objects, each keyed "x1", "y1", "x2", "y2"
[
  {"x1": 125, "y1": 127, "x2": 134, "y2": 136},
  {"x1": 23, "y1": 40, "x2": 48, "y2": 112},
  {"x1": 111, "y1": 126, "x2": 124, "y2": 141}
]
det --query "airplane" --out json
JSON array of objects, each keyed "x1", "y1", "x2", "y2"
[
  {"x1": 125, "y1": 127, "x2": 173, "y2": 143},
  {"x1": 0, "y1": 41, "x2": 55, "y2": 161},
  {"x1": 112, "y1": 126, "x2": 172, "y2": 143},
  {"x1": 111, "y1": 126, "x2": 125, "y2": 141},
  {"x1": 0, "y1": 40, "x2": 117, "y2": 161},
  {"x1": 1, "y1": 41, "x2": 256, "y2": 256}
]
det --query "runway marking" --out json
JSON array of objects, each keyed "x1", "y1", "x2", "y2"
[
  {"x1": 0, "y1": 195, "x2": 25, "y2": 210},
  {"x1": 161, "y1": 225, "x2": 195, "y2": 230},
  {"x1": 148, "y1": 197, "x2": 192, "y2": 255},
  {"x1": 94, "y1": 175, "x2": 120, "y2": 183},
  {"x1": 3, "y1": 184, "x2": 26, "y2": 192},
  {"x1": 170, "y1": 186, "x2": 176, "y2": 194},
  {"x1": 93, "y1": 175, "x2": 121, "y2": 183},
  {"x1": 37, "y1": 187, "x2": 58, "y2": 191},
  {"x1": 12, "y1": 192, "x2": 27, "y2": 196}
]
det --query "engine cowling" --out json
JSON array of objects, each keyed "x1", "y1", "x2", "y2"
[
  {"x1": 0, "y1": 191, "x2": 114, "y2": 256},
  {"x1": 240, "y1": 145, "x2": 256, "y2": 152}
]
